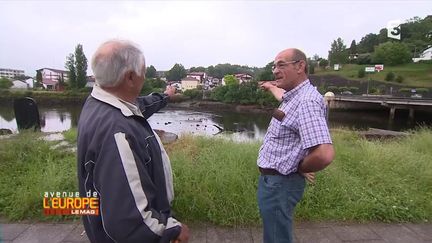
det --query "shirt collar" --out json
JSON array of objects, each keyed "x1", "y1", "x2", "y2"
[
  {"x1": 282, "y1": 79, "x2": 310, "y2": 101},
  {"x1": 91, "y1": 84, "x2": 143, "y2": 117}
]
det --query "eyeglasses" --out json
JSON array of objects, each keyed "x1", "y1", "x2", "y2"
[{"x1": 271, "y1": 60, "x2": 300, "y2": 71}]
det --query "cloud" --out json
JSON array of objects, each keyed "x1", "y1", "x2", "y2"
[{"x1": 0, "y1": 0, "x2": 430, "y2": 76}]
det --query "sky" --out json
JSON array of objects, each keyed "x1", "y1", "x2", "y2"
[{"x1": 0, "y1": 0, "x2": 431, "y2": 76}]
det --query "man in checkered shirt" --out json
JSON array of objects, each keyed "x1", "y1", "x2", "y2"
[{"x1": 257, "y1": 48, "x2": 335, "y2": 243}]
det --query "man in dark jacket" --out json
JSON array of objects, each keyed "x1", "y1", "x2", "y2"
[{"x1": 77, "y1": 39, "x2": 189, "y2": 243}]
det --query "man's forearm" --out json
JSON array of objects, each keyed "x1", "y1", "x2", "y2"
[
  {"x1": 268, "y1": 86, "x2": 284, "y2": 102},
  {"x1": 298, "y1": 144, "x2": 334, "y2": 173}
]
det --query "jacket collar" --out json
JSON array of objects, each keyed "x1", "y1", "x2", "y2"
[{"x1": 91, "y1": 84, "x2": 143, "y2": 117}]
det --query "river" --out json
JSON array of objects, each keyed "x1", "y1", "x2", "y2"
[{"x1": 1, "y1": 104, "x2": 431, "y2": 140}]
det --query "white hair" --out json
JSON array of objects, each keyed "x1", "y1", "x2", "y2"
[{"x1": 91, "y1": 39, "x2": 145, "y2": 87}]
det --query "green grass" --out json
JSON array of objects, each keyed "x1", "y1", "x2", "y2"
[
  {"x1": 63, "y1": 128, "x2": 77, "y2": 144},
  {"x1": 296, "y1": 128, "x2": 432, "y2": 223},
  {"x1": 167, "y1": 130, "x2": 432, "y2": 225},
  {"x1": 1, "y1": 129, "x2": 431, "y2": 225},
  {"x1": 315, "y1": 63, "x2": 432, "y2": 87},
  {"x1": 0, "y1": 131, "x2": 79, "y2": 222}
]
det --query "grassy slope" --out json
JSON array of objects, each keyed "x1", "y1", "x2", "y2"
[{"x1": 314, "y1": 63, "x2": 432, "y2": 88}]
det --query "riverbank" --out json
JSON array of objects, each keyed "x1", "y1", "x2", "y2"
[
  {"x1": 0, "y1": 90, "x2": 88, "y2": 106},
  {"x1": 0, "y1": 89, "x2": 275, "y2": 114},
  {"x1": 0, "y1": 128, "x2": 431, "y2": 225},
  {"x1": 168, "y1": 100, "x2": 274, "y2": 114}
]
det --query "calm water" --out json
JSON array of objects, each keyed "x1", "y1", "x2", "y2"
[{"x1": 1, "y1": 104, "x2": 431, "y2": 140}]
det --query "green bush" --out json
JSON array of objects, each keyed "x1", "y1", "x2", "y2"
[
  {"x1": 395, "y1": 75, "x2": 404, "y2": 83},
  {"x1": 349, "y1": 87, "x2": 360, "y2": 94},
  {"x1": 327, "y1": 86, "x2": 338, "y2": 92},
  {"x1": 358, "y1": 68, "x2": 366, "y2": 78},
  {"x1": 385, "y1": 72, "x2": 395, "y2": 81},
  {"x1": 183, "y1": 89, "x2": 202, "y2": 100},
  {"x1": 399, "y1": 88, "x2": 411, "y2": 93},
  {"x1": 416, "y1": 88, "x2": 429, "y2": 93},
  {"x1": 309, "y1": 65, "x2": 315, "y2": 74},
  {"x1": 0, "y1": 77, "x2": 13, "y2": 89},
  {"x1": 338, "y1": 86, "x2": 349, "y2": 92}
]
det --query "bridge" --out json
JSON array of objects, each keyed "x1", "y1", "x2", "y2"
[{"x1": 325, "y1": 95, "x2": 432, "y2": 121}]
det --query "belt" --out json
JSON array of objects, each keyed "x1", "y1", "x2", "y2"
[{"x1": 258, "y1": 167, "x2": 286, "y2": 176}]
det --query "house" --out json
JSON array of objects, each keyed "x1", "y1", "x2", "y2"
[
  {"x1": 181, "y1": 77, "x2": 200, "y2": 91},
  {"x1": 37, "y1": 68, "x2": 68, "y2": 91},
  {"x1": 235, "y1": 73, "x2": 253, "y2": 84},
  {"x1": 0, "y1": 68, "x2": 25, "y2": 79},
  {"x1": 10, "y1": 80, "x2": 29, "y2": 90},
  {"x1": 24, "y1": 78, "x2": 35, "y2": 88},
  {"x1": 412, "y1": 46, "x2": 432, "y2": 62},
  {"x1": 186, "y1": 72, "x2": 206, "y2": 83}
]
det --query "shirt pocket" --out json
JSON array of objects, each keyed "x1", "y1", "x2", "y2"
[{"x1": 277, "y1": 115, "x2": 298, "y2": 138}]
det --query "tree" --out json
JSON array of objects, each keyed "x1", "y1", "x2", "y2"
[
  {"x1": 328, "y1": 37, "x2": 348, "y2": 65},
  {"x1": 357, "y1": 33, "x2": 379, "y2": 53},
  {"x1": 146, "y1": 65, "x2": 157, "y2": 78},
  {"x1": 166, "y1": 63, "x2": 186, "y2": 81},
  {"x1": 75, "y1": 44, "x2": 88, "y2": 89},
  {"x1": 377, "y1": 28, "x2": 387, "y2": 44},
  {"x1": 372, "y1": 42, "x2": 411, "y2": 66},
  {"x1": 0, "y1": 77, "x2": 12, "y2": 89},
  {"x1": 36, "y1": 69, "x2": 43, "y2": 88},
  {"x1": 256, "y1": 62, "x2": 274, "y2": 81},
  {"x1": 319, "y1": 59, "x2": 329, "y2": 68},
  {"x1": 349, "y1": 40, "x2": 357, "y2": 54},
  {"x1": 189, "y1": 66, "x2": 206, "y2": 72},
  {"x1": 223, "y1": 75, "x2": 239, "y2": 86},
  {"x1": 309, "y1": 64, "x2": 315, "y2": 74},
  {"x1": 65, "y1": 44, "x2": 88, "y2": 89},
  {"x1": 65, "y1": 53, "x2": 76, "y2": 89}
]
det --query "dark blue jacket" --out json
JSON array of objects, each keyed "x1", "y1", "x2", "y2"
[{"x1": 77, "y1": 86, "x2": 181, "y2": 243}]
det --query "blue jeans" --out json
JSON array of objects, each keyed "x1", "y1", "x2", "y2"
[{"x1": 257, "y1": 174, "x2": 306, "y2": 243}]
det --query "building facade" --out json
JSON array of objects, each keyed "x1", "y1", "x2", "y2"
[{"x1": 0, "y1": 68, "x2": 25, "y2": 79}]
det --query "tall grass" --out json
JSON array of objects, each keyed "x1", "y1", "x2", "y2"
[
  {"x1": 0, "y1": 132, "x2": 78, "y2": 221},
  {"x1": 167, "y1": 129, "x2": 432, "y2": 225},
  {"x1": 166, "y1": 136, "x2": 261, "y2": 225},
  {"x1": 297, "y1": 128, "x2": 432, "y2": 223},
  {"x1": 0, "y1": 129, "x2": 431, "y2": 225}
]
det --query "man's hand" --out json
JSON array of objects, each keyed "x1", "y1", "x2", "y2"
[
  {"x1": 259, "y1": 81, "x2": 277, "y2": 91},
  {"x1": 300, "y1": 172, "x2": 315, "y2": 184},
  {"x1": 164, "y1": 85, "x2": 176, "y2": 98},
  {"x1": 172, "y1": 223, "x2": 189, "y2": 243},
  {"x1": 258, "y1": 81, "x2": 284, "y2": 101}
]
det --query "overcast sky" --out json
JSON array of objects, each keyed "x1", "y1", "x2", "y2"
[{"x1": 0, "y1": 0, "x2": 430, "y2": 76}]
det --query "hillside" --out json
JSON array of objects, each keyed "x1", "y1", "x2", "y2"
[{"x1": 313, "y1": 63, "x2": 432, "y2": 88}]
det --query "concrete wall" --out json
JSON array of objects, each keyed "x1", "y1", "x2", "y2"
[{"x1": 325, "y1": 97, "x2": 385, "y2": 111}]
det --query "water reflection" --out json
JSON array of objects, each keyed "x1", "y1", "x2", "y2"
[
  {"x1": 0, "y1": 105, "x2": 431, "y2": 140},
  {"x1": 148, "y1": 110, "x2": 223, "y2": 136}
]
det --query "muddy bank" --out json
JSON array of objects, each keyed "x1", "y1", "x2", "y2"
[{"x1": 168, "y1": 100, "x2": 274, "y2": 114}]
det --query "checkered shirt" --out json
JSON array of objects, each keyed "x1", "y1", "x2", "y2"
[{"x1": 257, "y1": 79, "x2": 332, "y2": 175}]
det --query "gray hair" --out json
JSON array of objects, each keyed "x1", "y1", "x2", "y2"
[
  {"x1": 91, "y1": 39, "x2": 145, "y2": 87},
  {"x1": 291, "y1": 48, "x2": 308, "y2": 74}
]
